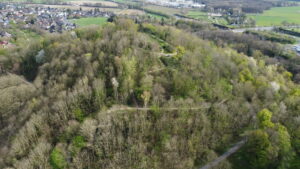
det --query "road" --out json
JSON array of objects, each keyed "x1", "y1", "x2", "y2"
[
  {"x1": 231, "y1": 25, "x2": 300, "y2": 33},
  {"x1": 199, "y1": 139, "x2": 247, "y2": 169},
  {"x1": 173, "y1": 13, "x2": 300, "y2": 33},
  {"x1": 232, "y1": 27, "x2": 274, "y2": 33},
  {"x1": 231, "y1": 26, "x2": 300, "y2": 55}
]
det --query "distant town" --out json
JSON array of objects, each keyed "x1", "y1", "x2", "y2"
[{"x1": 0, "y1": 0, "x2": 299, "y2": 54}]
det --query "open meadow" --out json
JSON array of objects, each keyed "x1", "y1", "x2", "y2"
[
  {"x1": 69, "y1": 0, "x2": 119, "y2": 7},
  {"x1": 248, "y1": 6, "x2": 300, "y2": 26},
  {"x1": 70, "y1": 17, "x2": 107, "y2": 26},
  {"x1": 144, "y1": 5, "x2": 183, "y2": 16},
  {"x1": 117, "y1": 9, "x2": 145, "y2": 15},
  {"x1": 187, "y1": 10, "x2": 228, "y2": 25},
  {"x1": 292, "y1": 28, "x2": 300, "y2": 33},
  {"x1": 69, "y1": 9, "x2": 145, "y2": 27}
]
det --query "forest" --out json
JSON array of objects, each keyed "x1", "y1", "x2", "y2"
[{"x1": 0, "y1": 18, "x2": 300, "y2": 169}]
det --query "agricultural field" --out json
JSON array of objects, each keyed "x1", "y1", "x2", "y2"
[
  {"x1": 144, "y1": 5, "x2": 184, "y2": 16},
  {"x1": 68, "y1": 1, "x2": 119, "y2": 7},
  {"x1": 248, "y1": 6, "x2": 300, "y2": 26},
  {"x1": 186, "y1": 11, "x2": 207, "y2": 19},
  {"x1": 147, "y1": 13, "x2": 165, "y2": 19},
  {"x1": 117, "y1": 9, "x2": 145, "y2": 16},
  {"x1": 70, "y1": 17, "x2": 107, "y2": 26},
  {"x1": 28, "y1": 4, "x2": 121, "y2": 12}
]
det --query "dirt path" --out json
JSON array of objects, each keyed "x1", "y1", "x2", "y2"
[
  {"x1": 199, "y1": 139, "x2": 247, "y2": 169},
  {"x1": 104, "y1": 105, "x2": 211, "y2": 114}
]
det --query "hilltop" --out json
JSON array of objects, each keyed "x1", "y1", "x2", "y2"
[{"x1": 0, "y1": 18, "x2": 300, "y2": 169}]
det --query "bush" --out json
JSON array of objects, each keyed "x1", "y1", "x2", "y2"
[
  {"x1": 50, "y1": 148, "x2": 67, "y2": 169},
  {"x1": 72, "y1": 136, "x2": 86, "y2": 149},
  {"x1": 73, "y1": 108, "x2": 85, "y2": 122},
  {"x1": 71, "y1": 136, "x2": 86, "y2": 156}
]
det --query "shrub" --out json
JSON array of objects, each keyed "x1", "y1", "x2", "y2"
[
  {"x1": 71, "y1": 136, "x2": 86, "y2": 156},
  {"x1": 73, "y1": 108, "x2": 85, "y2": 122},
  {"x1": 72, "y1": 136, "x2": 86, "y2": 149},
  {"x1": 50, "y1": 148, "x2": 67, "y2": 169}
]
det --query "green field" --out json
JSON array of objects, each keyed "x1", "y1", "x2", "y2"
[
  {"x1": 144, "y1": 5, "x2": 182, "y2": 16},
  {"x1": 187, "y1": 11, "x2": 228, "y2": 25},
  {"x1": 289, "y1": 28, "x2": 300, "y2": 33},
  {"x1": 187, "y1": 11, "x2": 207, "y2": 19},
  {"x1": 147, "y1": 13, "x2": 165, "y2": 19},
  {"x1": 70, "y1": 17, "x2": 108, "y2": 27},
  {"x1": 248, "y1": 6, "x2": 300, "y2": 26}
]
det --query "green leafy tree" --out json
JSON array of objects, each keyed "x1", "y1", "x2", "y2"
[
  {"x1": 239, "y1": 68, "x2": 254, "y2": 83},
  {"x1": 257, "y1": 109, "x2": 274, "y2": 129},
  {"x1": 243, "y1": 130, "x2": 273, "y2": 169},
  {"x1": 294, "y1": 128, "x2": 300, "y2": 155},
  {"x1": 277, "y1": 124, "x2": 294, "y2": 169},
  {"x1": 174, "y1": 46, "x2": 185, "y2": 60}
]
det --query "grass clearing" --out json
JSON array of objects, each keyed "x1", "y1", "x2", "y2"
[
  {"x1": 70, "y1": 17, "x2": 107, "y2": 26},
  {"x1": 147, "y1": 13, "x2": 165, "y2": 19},
  {"x1": 187, "y1": 11, "x2": 207, "y2": 19},
  {"x1": 117, "y1": 9, "x2": 145, "y2": 15},
  {"x1": 144, "y1": 5, "x2": 183, "y2": 15},
  {"x1": 69, "y1": 1, "x2": 119, "y2": 7},
  {"x1": 187, "y1": 10, "x2": 228, "y2": 25},
  {"x1": 288, "y1": 28, "x2": 300, "y2": 33},
  {"x1": 248, "y1": 6, "x2": 300, "y2": 26}
]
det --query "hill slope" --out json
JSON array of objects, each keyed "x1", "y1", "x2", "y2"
[{"x1": 0, "y1": 19, "x2": 300, "y2": 169}]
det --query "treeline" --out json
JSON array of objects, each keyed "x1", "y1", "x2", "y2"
[
  {"x1": 0, "y1": 19, "x2": 300, "y2": 169},
  {"x1": 276, "y1": 27, "x2": 300, "y2": 38},
  {"x1": 196, "y1": 30, "x2": 292, "y2": 58},
  {"x1": 174, "y1": 20, "x2": 300, "y2": 83},
  {"x1": 245, "y1": 30, "x2": 297, "y2": 44}
]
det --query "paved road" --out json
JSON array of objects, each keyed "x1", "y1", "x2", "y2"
[
  {"x1": 232, "y1": 25, "x2": 300, "y2": 33},
  {"x1": 231, "y1": 26, "x2": 300, "y2": 55},
  {"x1": 174, "y1": 13, "x2": 300, "y2": 33},
  {"x1": 199, "y1": 139, "x2": 247, "y2": 169}
]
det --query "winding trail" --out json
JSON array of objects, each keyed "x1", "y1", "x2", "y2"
[{"x1": 199, "y1": 139, "x2": 247, "y2": 169}]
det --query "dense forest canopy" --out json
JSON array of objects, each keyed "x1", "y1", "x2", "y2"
[{"x1": 0, "y1": 18, "x2": 300, "y2": 169}]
